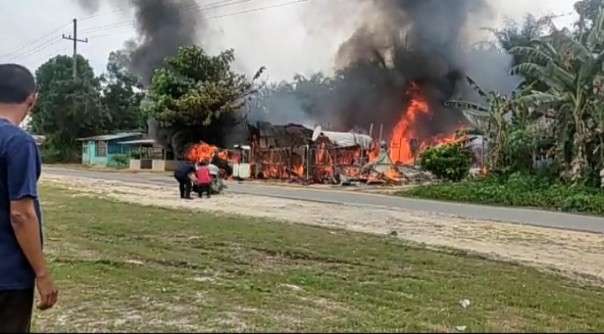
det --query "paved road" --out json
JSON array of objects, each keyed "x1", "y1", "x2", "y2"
[{"x1": 45, "y1": 167, "x2": 604, "y2": 234}]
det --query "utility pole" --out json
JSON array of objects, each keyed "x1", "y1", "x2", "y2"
[{"x1": 62, "y1": 18, "x2": 88, "y2": 80}]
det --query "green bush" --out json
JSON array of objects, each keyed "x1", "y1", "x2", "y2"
[
  {"x1": 111, "y1": 154, "x2": 130, "y2": 167},
  {"x1": 130, "y1": 150, "x2": 142, "y2": 159},
  {"x1": 399, "y1": 173, "x2": 604, "y2": 216},
  {"x1": 40, "y1": 147, "x2": 62, "y2": 164},
  {"x1": 418, "y1": 143, "x2": 474, "y2": 182}
]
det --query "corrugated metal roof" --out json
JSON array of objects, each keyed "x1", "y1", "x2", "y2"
[
  {"x1": 76, "y1": 132, "x2": 142, "y2": 141},
  {"x1": 320, "y1": 131, "x2": 373, "y2": 149},
  {"x1": 118, "y1": 138, "x2": 156, "y2": 145}
]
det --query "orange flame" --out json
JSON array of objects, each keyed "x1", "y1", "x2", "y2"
[
  {"x1": 389, "y1": 84, "x2": 462, "y2": 165},
  {"x1": 185, "y1": 142, "x2": 220, "y2": 163}
]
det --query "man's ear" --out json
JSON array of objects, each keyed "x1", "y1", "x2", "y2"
[{"x1": 26, "y1": 93, "x2": 37, "y2": 112}]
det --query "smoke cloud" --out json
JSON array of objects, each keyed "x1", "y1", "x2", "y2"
[
  {"x1": 126, "y1": 0, "x2": 200, "y2": 85},
  {"x1": 249, "y1": 0, "x2": 521, "y2": 140},
  {"x1": 74, "y1": 0, "x2": 201, "y2": 85},
  {"x1": 74, "y1": 0, "x2": 523, "y2": 147}
]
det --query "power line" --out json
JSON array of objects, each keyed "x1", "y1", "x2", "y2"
[
  {"x1": 1, "y1": 0, "x2": 311, "y2": 63},
  {"x1": 78, "y1": 0, "x2": 244, "y2": 23},
  {"x1": 4, "y1": 38, "x2": 63, "y2": 63},
  {"x1": 85, "y1": 0, "x2": 311, "y2": 40},
  {"x1": 28, "y1": 46, "x2": 71, "y2": 65},
  {"x1": 80, "y1": 0, "x2": 259, "y2": 35},
  {"x1": 0, "y1": 23, "x2": 70, "y2": 62},
  {"x1": 208, "y1": 0, "x2": 309, "y2": 20},
  {"x1": 0, "y1": 0, "x2": 241, "y2": 62}
]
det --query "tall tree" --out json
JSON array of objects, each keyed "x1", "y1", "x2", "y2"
[
  {"x1": 574, "y1": 0, "x2": 603, "y2": 35},
  {"x1": 30, "y1": 54, "x2": 109, "y2": 161},
  {"x1": 146, "y1": 45, "x2": 263, "y2": 149},
  {"x1": 510, "y1": 8, "x2": 604, "y2": 184},
  {"x1": 491, "y1": 14, "x2": 555, "y2": 59},
  {"x1": 100, "y1": 51, "x2": 145, "y2": 131}
]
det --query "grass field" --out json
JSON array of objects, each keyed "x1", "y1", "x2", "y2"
[{"x1": 34, "y1": 185, "x2": 604, "y2": 332}]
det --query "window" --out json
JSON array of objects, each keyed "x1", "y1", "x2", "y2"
[
  {"x1": 82, "y1": 143, "x2": 88, "y2": 154},
  {"x1": 96, "y1": 141, "x2": 107, "y2": 157}
]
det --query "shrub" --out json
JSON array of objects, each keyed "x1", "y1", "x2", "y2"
[
  {"x1": 399, "y1": 173, "x2": 604, "y2": 216},
  {"x1": 418, "y1": 143, "x2": 474, "y2": 182},
  {"x1": 111, "y1": 154, "x2": 130, "y2": 167},
  {"x1": 40, "y1": 145, "x2": 79, "y2": 164},
  {"x1": 130, "y1": 150, "x2": 142, "y2": 159},
  {"x1": 40, "y1": 147, "x2": 62, "y2": 164}
]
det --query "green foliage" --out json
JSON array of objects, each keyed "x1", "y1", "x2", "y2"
[
  {"x1": 146, "y1": 46, "x2": 261, "y2": 148},
  {"x1": 29, "y1": 55, "x2": 109, "y2": 163},
  {"x1": 100, "y1": 51, "x2": 145, "y2": 131},
  {"x1": 508, "y1": 7, "x2": 604, "y2": 184},
  {"x1": 574, "y1": 0, "x2": 604, "y2": 34},
  {"x1": 29, "y1": 52, "x2": 147, "y2": 163},
  {"x1": 419, "y1": 143, "x2": 474, "y2": 182},
  {"x1": 130, "y1": 150, "x2": 142, "y2": 159},
  {"x1": 111, "y1": 154, "x2": 130, "y2": 167},
  {"x1": 402, "y1": 173, "x2": 604, "y2": 215},
  {"x1": 39, "y1": 147, "x2": 62, "y2": 164}
]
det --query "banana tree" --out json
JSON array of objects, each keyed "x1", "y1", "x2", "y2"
[
  {"x1": 447, "y1": 76, "x2": 535, "y2": 172},
  {"x1": 509, "y1": 8, "x2": 604, "y2": 184}
]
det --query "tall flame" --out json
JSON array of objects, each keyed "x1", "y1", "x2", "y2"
[
  {"x1": 388, "y1": 84, "x2": 463, "y2": 165},
  {"x1": 389, "y1": 86, "x2": 430, "y2": 164}
]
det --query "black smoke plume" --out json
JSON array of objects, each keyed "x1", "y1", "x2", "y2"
[
  {"x1": 336, "y1": 0, "x2": 491, "y2": 136},
  {"x1": 251, "y1": 0, "x2": 516, "y2": 141},
  {"x1": 125, "y1": 0, "x2": 199, "y2": 85},
  {"x1": 75, "y1": 0, "x2": 200, "y2": 85}
]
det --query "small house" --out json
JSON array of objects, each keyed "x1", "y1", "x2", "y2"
[
  {"x1": 77, "y1": 132, "x2": 143, "y2": 167},
  {"x1": 118, "y1": 138, "x2": 179, "y2": 171}
]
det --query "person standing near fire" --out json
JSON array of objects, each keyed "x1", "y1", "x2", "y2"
[
  {"x1": 195, "y1": 161, "x2": 212, "y2": 199},
  {"x1": 174, "y1": 162, "x2": 197, "y2": 199}
]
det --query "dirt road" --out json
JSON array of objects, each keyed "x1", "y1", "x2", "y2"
[{"x1": 41, "y1": 173, "x2": 604, "y2": 283}]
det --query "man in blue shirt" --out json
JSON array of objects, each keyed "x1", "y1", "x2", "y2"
[
  {"x1": 0, "y1": 64, "x2": 58, "y2": 333},
  {"x1": 174, "y1": 162, "x2": 197, "y2": 199}
]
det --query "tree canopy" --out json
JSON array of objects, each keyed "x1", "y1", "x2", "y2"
[
  {"x1": 30, "y1": 52, "x2": 145, "y2": 162},
  {"x1": 145, "y1": 46, "x2": 261, "y2": 148},
  {"x1": 100, "y1": 50, "x2": 145, "y2": 131},
  {"x1": 29, "y1": 55, "x2": 108, "y2": 161},
  {"x1": 447, "y1": 1, "x2": 604, "y2": 186}
]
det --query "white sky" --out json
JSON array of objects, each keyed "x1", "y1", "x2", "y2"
[{"x1": 0, "y1": 0, "x2": 579, "y2": 82}]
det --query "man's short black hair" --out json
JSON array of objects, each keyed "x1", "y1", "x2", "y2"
[{"x1": 0, "y1": 64, "x2": 36, "y2": 104}]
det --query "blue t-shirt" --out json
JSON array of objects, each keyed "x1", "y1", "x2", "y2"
[{"x1": 0, "y1": 118, "x2": 42, "y2": 290}]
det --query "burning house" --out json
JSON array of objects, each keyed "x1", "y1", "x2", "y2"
[{"x1": 77, "y1": 0, "x2": 512, "y2": 185}]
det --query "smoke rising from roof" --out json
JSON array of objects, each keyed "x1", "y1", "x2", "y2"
[{"x1": 249, "y1": 0, "x2": 521, "y2": 139}]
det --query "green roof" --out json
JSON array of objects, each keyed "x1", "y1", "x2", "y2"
[{"x1": 76, "y1": 132, "x2": 141, "y2": 142}]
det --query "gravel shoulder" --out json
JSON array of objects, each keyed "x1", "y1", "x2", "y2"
[{"x1": 41, "y1": 174, "x2": 604, "y2": 283}]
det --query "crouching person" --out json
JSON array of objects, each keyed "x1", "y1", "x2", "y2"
[
  {"x1": 174, "y1": 162, "x2": 197, "y2": 200},
  {"x1": 196, "y1": 161, "x2": 212, "y2": 199}
]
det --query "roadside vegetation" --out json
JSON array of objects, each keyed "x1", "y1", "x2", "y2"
[
  {"x1": 402, "y1": 2, "x2": 604, "y2": 215},
  {"x1": 402, "y1": 173, "x2": 604, "y2": 215}
]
